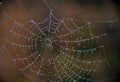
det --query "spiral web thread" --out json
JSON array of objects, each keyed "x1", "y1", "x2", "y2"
[{"x1": 1, "y1": 0, "x2": 120, "y2": 82}]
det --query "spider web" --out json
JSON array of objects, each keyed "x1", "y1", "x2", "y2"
[{"x1": 1, "y1": 0, "x2": 120, "y2": 82}]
